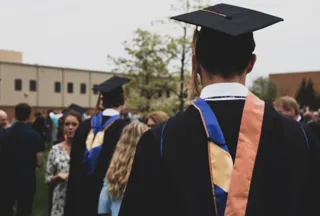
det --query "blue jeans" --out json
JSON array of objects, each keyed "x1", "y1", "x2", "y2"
[{"x1": 98, "y1": 180, "x2": 122, "y2": 216}]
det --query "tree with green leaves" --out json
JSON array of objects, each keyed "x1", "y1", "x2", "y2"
[
  {"x1": 295, "y1": 78, "x2": 307, "y2": 107},
  {"x1": 108, "y1": 29, "x2": 177, "y2": 113},
  {"x1": 160, "y1": 0, "x2": 210, "y2": 111},
  {"x1": 296, "y1": 78, "x2": 316, "y2": 109},
  {"x1": 306, "y1": 79, "x2": 316, "y2": 109},
  {"x1": 108, "y1": 0, "x2": 211, "y2": 114},
  {"x1": 250, "y1": 77, "x2": 278, "y2": 104},
  {"x1": 300, "y1": 79, "x2": 317, "y2": 110},
  {"x1": 306, "y1": 79, "x2": 317, "y2": 110}
]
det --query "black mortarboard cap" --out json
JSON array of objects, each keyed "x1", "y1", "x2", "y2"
[
  {"x1": 68, "y1": 104, "x2": 86, "y2": 115},
  {"x1": 171, "y1": 4, "x2": 283, "y2": 36},
  {"x1": 93, "y1": 76, "x2": 131, "y2": 94},
  {"x1": 62, "y1": 108, "x2": 69, "y2": 116}
]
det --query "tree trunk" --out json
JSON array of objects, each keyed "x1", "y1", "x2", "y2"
[
  {"x1": 145, "y1": 73, "x2": 151, "y2": 112},
  {"x1": 179, "y1": 25, "x2": 187, "y2": 112}
]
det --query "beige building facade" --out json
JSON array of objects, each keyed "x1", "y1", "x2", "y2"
[
  {"x1": 0, "y1": 50, "x2": 23, "y2": 63},
  {"x1": 0, "y1": 50, "x2": 119, "y2": 119},
  {"x1": 0, "y1": 62, "x2": 116, "y2": 108},
  {"x1": 0, "y1": 50, "x2": 179, "y2": 119}
]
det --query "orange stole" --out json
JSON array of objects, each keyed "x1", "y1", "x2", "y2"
[
  {"x1": 224, "y1": 92, "x2": 264, "y2": 215},
  {"x1": 198, "y1": 92, "x2": 264, "y2": 216}
]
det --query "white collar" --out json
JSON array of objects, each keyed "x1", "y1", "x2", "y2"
[
  {"x1": 200, "y1": 83, "x2": 249, "y2": 101},
  {"x1": 49, "y1": 112, "x2": 63, "y2": 119},
  {"x1": 297, "y1": 115, "x2": 302, "y2": 122},
  {"x1": 102, "y1": 108, "x2": 120, "y2": 116}
]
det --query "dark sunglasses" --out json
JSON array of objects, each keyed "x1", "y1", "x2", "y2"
[{"x1": 64, "y1": 122, "x2": 78, "y2": 127}]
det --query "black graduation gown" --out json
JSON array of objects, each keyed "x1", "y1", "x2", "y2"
[
  {"x1": 119, "y1": 100, "x2": 320, "y2": 216},
  {"x1": 64, "y1": 116, "x2": 127, "y2": 216},
  {"x1": 32, "y1": 117, "x2": 46, "y2": 141},
  {"x1": 307, "y1": 120, "x2": 320, "y2": 142}
]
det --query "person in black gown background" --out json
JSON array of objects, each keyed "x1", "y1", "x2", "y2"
[
  {"x1": 48, "y1": 104, "x2": 86, "y2": 215},
  {"x1": 32, "y1": 111, "x2": 47, "y2": 143},
  {"x1": 64, "y1": 76, "x2": 130, "y2": 216},
  {"x1": 119, "y1": 4, "x2": 320, "y2": 216}
]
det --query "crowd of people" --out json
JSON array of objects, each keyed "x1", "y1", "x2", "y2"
[
  {"x1": 1, "y1": 3, "x2": 320, "y2": 216},
  {"x1": 0, "y1": 85, "x2": 170, "y2": 216}
]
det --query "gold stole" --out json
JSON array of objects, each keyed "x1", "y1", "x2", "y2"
[{"x1": 85, "y1": 121, "x2": 116, "y2": 152}]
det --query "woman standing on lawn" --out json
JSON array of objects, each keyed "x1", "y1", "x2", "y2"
[{"x1": 45, "y1": 111, "x2": 82, "y2": 216}]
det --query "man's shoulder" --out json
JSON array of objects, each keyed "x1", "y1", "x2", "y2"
[
  {"x1": 0, "y1": 127, "x2": 7, "y2": 135},
  {"x1": 79, "y1": 116, "x2": 127, "y2": 135},
  {"x1": 113, "y1": 118, "x2": 129, "y2": 127},
  {"x1": 9, "y1": 123, "x2": 40, "y2": 137},
  {"x1": 76, "y1": 118, "x2": 93, "y2": 133},
  {"x1": 0, "y1": 128, "x2": 8, "y2": 144},
  {"x1": 150, "y1": 106, "x2": 196, "y2": 141},
  {"x1": 84, "y1": 116, "x2": 128, "y2": 126},
  {"x1": 27, "y1": 126, "x2": 42, "y2": 138},
  {"x1": 265, "y1": 103, "x2": 304, "y2": 131},
  {"x1": 152, "y1": 103, "x2": 305, "y2": 140},
  {"x1": 278, "y1": 111, "x2": 304, "y2": 132},
  {"x1": 265, "y1": 104, "x2": 309, "y2": 148}
]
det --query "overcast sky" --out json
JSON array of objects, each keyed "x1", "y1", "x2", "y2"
[{"x1": 0, "y1": 0, "x2": 319, "y2": 84}]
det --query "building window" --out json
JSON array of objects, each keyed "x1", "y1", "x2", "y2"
[
  {"x1": 67, "y1": 82, "x2": 73, "y2": 93},
  {"x1": 93, "y1": 84, "x2": 98, "y2": 95},
  {"x1": 15, "y1": 79, "x2": 22, "y2": 91},
  {"x1": 54, "y1": 82, "x2": 61, "y2": 93},
  {"x1": 80, "y1": 83, "x2": 86, "y2": 94},
  {"x1": 29, "y1": 80, "x2": 37, "y2": 92}
]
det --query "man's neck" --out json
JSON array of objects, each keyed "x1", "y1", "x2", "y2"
[
  {"x1": 102, "y1": 107, "x2": 123, "y2": 117},
  {"x1": 106, "y1": 107, "x2": 122, "y2": 113},
  {"x1": 201, "y1": 75, "x2": 246, "y2": 88}
]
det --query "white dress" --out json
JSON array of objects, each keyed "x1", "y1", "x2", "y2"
[{"x1": 45, "y1": 144, "x2": 70, "y2": 216}]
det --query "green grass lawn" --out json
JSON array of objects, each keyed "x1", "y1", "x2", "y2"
[{"x1": 33, "y1": 148, "x2": 49, "y2": 216}]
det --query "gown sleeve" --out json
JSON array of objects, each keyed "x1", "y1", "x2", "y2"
[
  {"x1": 303, "y1": 124, "x2": 320, "y2": 215},
  {"x1": 119, "y1": 130, "x2": 168, "y2": 216},
  {"x1": 64, "y1": 120, "x2": 90, "y2": 216}
]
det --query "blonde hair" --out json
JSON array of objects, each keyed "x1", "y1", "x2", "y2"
[
  {"x1": 106, "y1": 123, "x2": 149, "y2": 200},
  {"x1": 274, "y1": 96, "x2": 300, "y2": 116},
  {"x1": 146, "y1": 111, "x2": 169, "y2": 125}
]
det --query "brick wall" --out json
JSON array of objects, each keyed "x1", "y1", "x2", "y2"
[{"x1": 269, "y1": 71, "x2": 320, "y2": 97}]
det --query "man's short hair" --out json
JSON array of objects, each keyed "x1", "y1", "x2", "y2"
[
  {"x1": 195, "y1": 28, "x2": 255, "y2": 78},
  {"x1": 274, "y1": 96, "x2": 300, "y2": 116},
  {"x1": 102, "y1": 92, "x2": 125, "y2": 109},
  {"x1": 15, "y1": 103, "x2": 32, "y2": 121}
]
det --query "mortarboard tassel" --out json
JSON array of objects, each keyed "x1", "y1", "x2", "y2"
[
  {"x1": 190, "y1": 26, "x2": 200, "y2": 98},
  {"x1": 94, "y1": 93, "x2": 104, "y2": 115}
]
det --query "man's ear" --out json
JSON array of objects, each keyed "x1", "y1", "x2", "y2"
[{"x1": 246, "y1": 54, "x2": 257, "y2": 74}]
